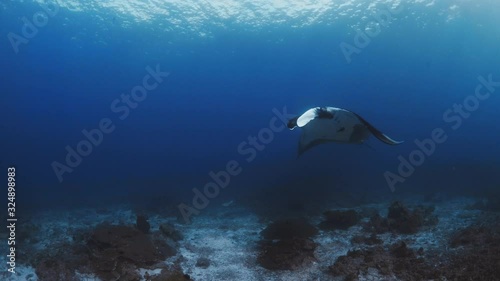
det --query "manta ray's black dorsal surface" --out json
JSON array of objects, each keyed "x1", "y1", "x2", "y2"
[{"x1": 289, "y1": 106, "x2": 403, "y2": 156}]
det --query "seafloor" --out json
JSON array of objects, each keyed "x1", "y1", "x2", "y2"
[{"x1": 1, "y1": 197, "x2": 499, "y2": 281}]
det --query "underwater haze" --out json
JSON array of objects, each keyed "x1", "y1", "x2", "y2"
[{"x1": 1, "y1": 0, "x2": 500, "y2": 280}]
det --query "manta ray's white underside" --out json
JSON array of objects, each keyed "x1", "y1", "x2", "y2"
[{"x1": 294, "y1": 107, "x2": 402, "y2": 156}]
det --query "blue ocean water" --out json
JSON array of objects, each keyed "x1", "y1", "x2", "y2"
[
  {"x1": 0, "y1": 1, "x2": 500, "y2": 207},
  {"x1": 3, "y1": 0, "x2": 499, "y2": 208},
  {"x1": 1, "y1": 1, "x2": 500, "y2": 280}
]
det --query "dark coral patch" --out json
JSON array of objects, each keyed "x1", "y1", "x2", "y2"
[
  {"x1": 363, "y1": 202, "x2": 438, "y2": 234},
  {"x1": 260, "y1": 217, "x2": 318, "y2": 240},
  {"x1": 257, "y1": 238, "x2": 317, "y2": 270},
  {"x1": 257, "y1": 218, "x2": 318, "y2": 271},
  {"x1": 319, "y1": 210, "x2": 360, "y2": 230}
]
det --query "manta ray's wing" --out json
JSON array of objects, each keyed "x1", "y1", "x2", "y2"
[{"x1": 352, "y1": 112, "x2": 404, "y2": 145}]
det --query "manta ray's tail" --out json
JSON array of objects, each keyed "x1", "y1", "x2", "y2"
[{"x1": 353, "y1": 113, "x2": 404, "y2": 145}]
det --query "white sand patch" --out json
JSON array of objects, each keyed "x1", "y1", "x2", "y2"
[{"x1": 176, "y1": 207, "x2": 263, "y2": 280}]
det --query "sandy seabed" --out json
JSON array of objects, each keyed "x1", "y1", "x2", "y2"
[{"x1": 0, "y1": 197, "x2": 495, "y2": 281}]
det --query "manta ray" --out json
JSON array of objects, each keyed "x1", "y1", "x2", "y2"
[{"x1": 287, "y1": 107, "x2": 403, "y2": 156}]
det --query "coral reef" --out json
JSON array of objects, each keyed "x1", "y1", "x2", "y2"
[
  {"x1": 260, "y1": 218, "x2": 318, "y2": 240},
  {"x1": 350, "y1": 233, "x2": 383, "y2": 245},
  {"x1": 17, "y1": 198, "x2": 500, "y2": 280},
  {"x1": 364, "y1": 202, "x2": 438, "y2": 234},
  {"x1": 257, "y1": 237, "x2": 317, "y2": 270},
  {"x1": 32, "y1": 222, "x2": 182, "y2": 281},
  {"x1": 136, "y1": 214, "x2": 151, "y2": 234},
  {"x1": 89, "y1": 224, "x2": 166, "y2": 265},
  {"x1": 387, "y1": 201, "x2": 421, "y2": 234},
  {"x1": 449, "y1": 226, "x2": 491, "y2": 247},
  {"x1": 329, "y1": 247, "x2": 389, "y2": 280},
  {"x1": 363, "y1": 213, "x2": 390, "y2": 234},
  {"x1": 332, "y1": 213, "x2": 500, "y2": 280},
  {"x1": 160, "y1": 223, "x2": 184, "y2": 241},
  {"x1": 257, "y1": 218, "x2": 318, "y2": 270},
  {"x1": 328, "y1": 242, "x2": 439, "y2": 280},
  {"x1": 35, "y1": 258, "x2": 80, "y2": 281},
  {"x1": 32, "y1": 238, "x2": 93, "y2": 281},
  {"x1": 17, "y1": 222, "x2": 41, "y2": 244},
  {"x1": 444, "y1": 219, "x2": 500, "y2": 280},
  {"x1": 319, "y1": 210, "x2": 360, "y2": 230}
]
